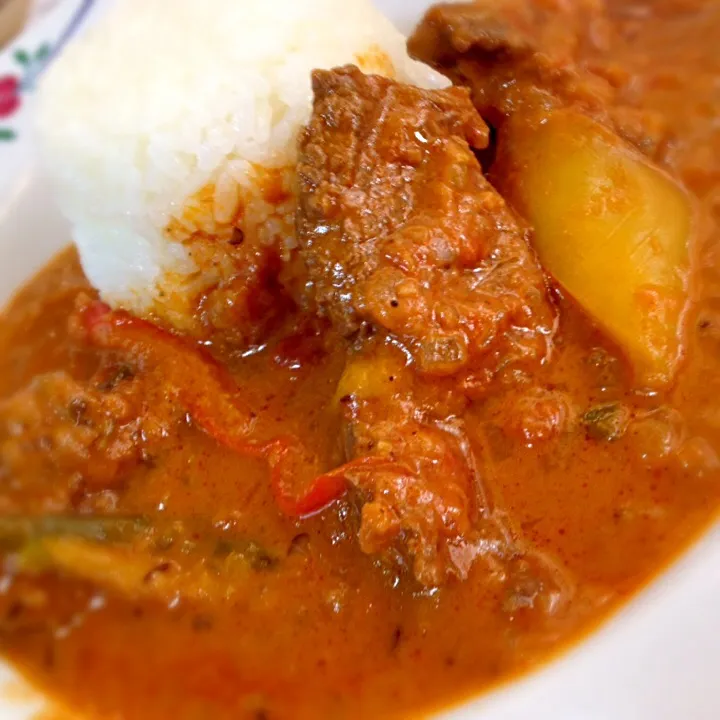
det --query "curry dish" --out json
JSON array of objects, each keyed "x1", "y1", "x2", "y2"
[{"x1": 2, "y1": 1, "x2": 720, "y2": 718}]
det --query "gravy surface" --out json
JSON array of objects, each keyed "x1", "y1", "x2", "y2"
[{"x1": 1, "y1": 2, "x2": 720, "y2": 719}]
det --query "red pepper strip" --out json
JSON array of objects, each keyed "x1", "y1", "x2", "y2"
[
  {"x1": 263, "y1": 437, "x2": 348, "y2": 517},
  {"x1": 265, "y1": 448, "x2": 409, "y2": 518},
  {"x1": 74, "y1": 299, "x2": 263, "y2": 458},
  {"x1": 73, "y1": 299, "x2": 352, "y2": 516}
]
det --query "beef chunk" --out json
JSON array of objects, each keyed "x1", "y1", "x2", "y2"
[
  {"x1": 334, "y1": 343, "x2": 481, "y2": 586},
  {"x1": 0, "y1": 362, "x2": 179, "y2": 511},
  {"x1": 335, "y1": 343, "x2": 570, "y2": 592},
  {"x1": 408, "y1": 0, "x2": 614, "y2": 122},
  {"x1": 298, "y1": 66, "x2": 554, "y2": 385},
  {"x1": 297, "y1": 67, "x2": 559, "y2": 586},
  {"x1": 408, "y1": 1, "x2": 668, "y2": 158}
]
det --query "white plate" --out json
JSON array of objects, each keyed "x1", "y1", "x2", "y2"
[{"x1": 1, "y1": 2, "x2": 719, "y2": 718}]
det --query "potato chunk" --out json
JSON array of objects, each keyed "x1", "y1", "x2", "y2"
[{"x1": 497, "y1": 110, "x2": 692, "y2": 387}]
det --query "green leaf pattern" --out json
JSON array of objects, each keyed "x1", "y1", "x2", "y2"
[
  {"x1": 13, "y1": 49, "x2": 31, "y2": 67},
  {"x1": 1, "y1": 43, "x2": 55, "y2": 143}
]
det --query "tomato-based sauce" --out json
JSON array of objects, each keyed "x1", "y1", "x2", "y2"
[{"x1": 1, "y1": 2, "x2": 719, "y2": 719}]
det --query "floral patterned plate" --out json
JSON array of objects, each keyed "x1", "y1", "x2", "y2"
[
  {"x1": 0, "y1": 3, "x2": 99, "y2": 715},
  {"x1": 0, "y1": 0, "x2": 96, "y2": 204},
  {"x1": 0, "y1": 1, "x2": 720, "y2": 719}
]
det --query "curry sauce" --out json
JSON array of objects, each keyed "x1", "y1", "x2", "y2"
[{"x1": 1, "y1": 1, "x2": 720, "y2": 719}]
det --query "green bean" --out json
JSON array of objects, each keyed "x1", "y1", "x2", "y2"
[
  {"x1": 0, "y1": 514, "x2": 278, "y2": 573},
  {"x1": 0, "y1": 515, "x2": 149, "y2": 551}
]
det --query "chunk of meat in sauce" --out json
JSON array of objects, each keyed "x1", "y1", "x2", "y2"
[
  {"x1": 0, "y1": 363, "x2": 178, "y2": 511},
  {"x1": 410, "y1": 3, "x2": 692, "y2": 389},
  {"x1": 495, "y1": 387, "x2": 576, "y2": 443},
  {"x1": 408, "y1": 0, "x2": 668, "y2": 157},
  {"x1": 298, "y1": 68, "x2": 562, "y2": 587},
  {"x1": 0, "y1": 290, "x2": 273, "y2": 511},
  {"x1": 334, "y1": 343, "x2": 571, "y2": 593},
  {"x1": 195, "y1": 243, "x2": 291, "y2": 351},
  {"x1": 408, "y1": 0, "x2": 611, "y2": 107},
  {"x1": 334, "y1": 344, "x2": 478, "y2": 585},
  {"x1": 297, "y1": 66, "x2": 555, "y2": 384}
]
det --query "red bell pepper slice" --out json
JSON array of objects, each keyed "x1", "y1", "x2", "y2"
[
  {"x1": 263, "y1": 437, "x2": 348, "y2": 517},
  {"x1": 74, "y1": 298, "x2": 262, "y2": 457},
  {"x1": 266, "y1": 447, "x2": 404, "y2": 517},
  {"x1": 73, "y1": 298, "x2": 350, "y2": 517}
]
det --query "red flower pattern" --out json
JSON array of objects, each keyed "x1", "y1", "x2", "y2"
[{"x1": 0, "y1": 76, "x2": 21, "y2": 119}]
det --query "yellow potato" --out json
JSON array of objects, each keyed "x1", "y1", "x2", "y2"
[
  {"x1": 496, "y1": 110, "x2": 693, "y2": 388},
  {"x1": 334, "y1": 347, "x2": 409, "y2": 406}
]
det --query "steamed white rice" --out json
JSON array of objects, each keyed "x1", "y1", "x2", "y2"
[{"x1": 38, "y1": 0, "x2": 447, "y2": 332}]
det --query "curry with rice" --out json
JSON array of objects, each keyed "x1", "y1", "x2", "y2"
[{"x1": 1, "y1": 0, "x2": 719, "y2": 718}]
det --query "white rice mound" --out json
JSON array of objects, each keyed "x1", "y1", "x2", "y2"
[{"x1": 38, "y1": 0, "x2": 447, "y2": 331}]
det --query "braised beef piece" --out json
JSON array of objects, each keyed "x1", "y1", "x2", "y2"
[
  {"x1": 408, "y1": 0, "x2": 668, "y2": 158},
  {"x1": 333, "y1": 339, "x2": 570, "y2": 590},
  {"x1": 297, "y1": 66, "x2": 562, "y2": 587},
  {"x1": 298, "y1": 66, "x2": 554, "y2": 388},
  {"x1": 0, "y1": 363, "x2": 178, "y2": 512},
  {"x1": 407, "y1": 0, "x2": 611, "y2": 118},
  {"x1": 331, "y1": 341, "x2": 480, "y2": 587},
  {"x1": 196, "y1": 244, "x2": 291, "y2": 352}
]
